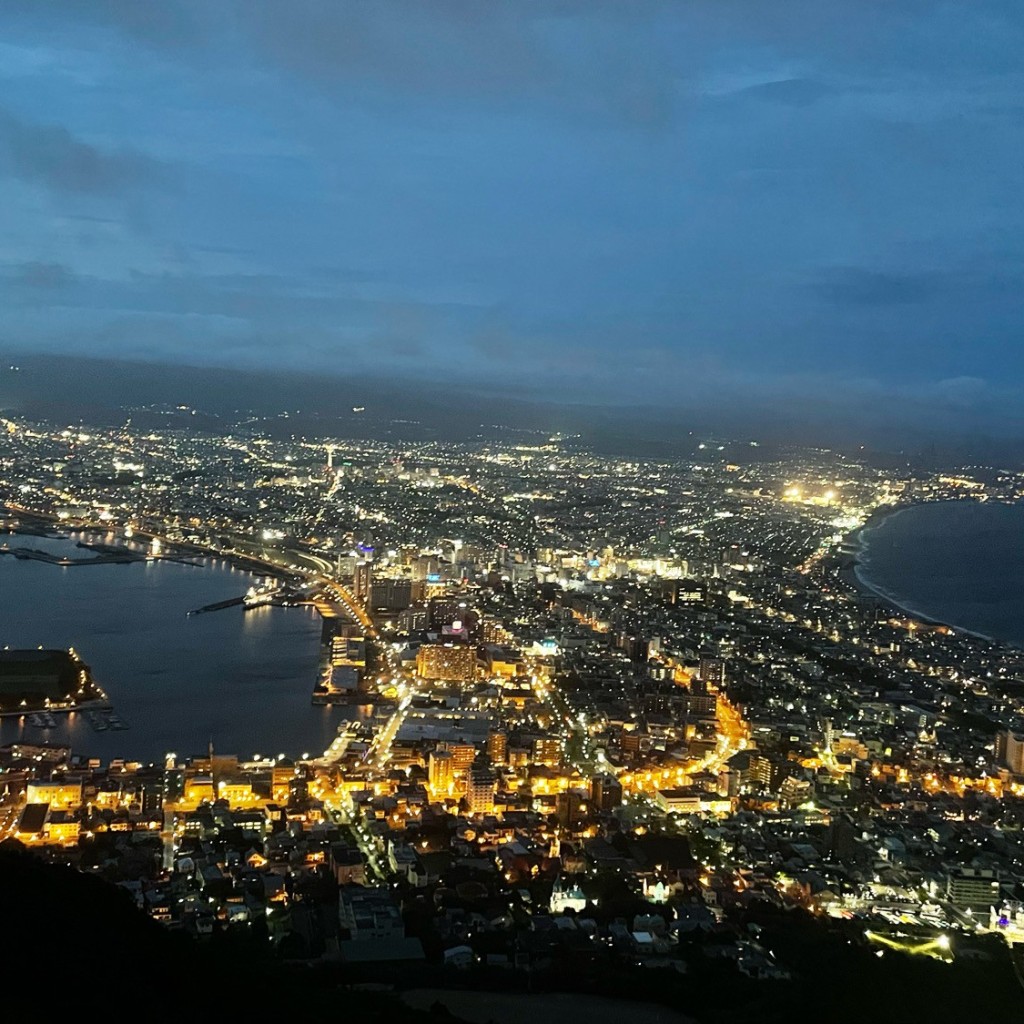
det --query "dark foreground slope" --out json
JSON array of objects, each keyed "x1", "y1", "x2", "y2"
[{"x1": 0, "y1": 840, "x2": 429, "y2": 1021}]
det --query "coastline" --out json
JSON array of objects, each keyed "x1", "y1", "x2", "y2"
[
  {"x1": 837, "y1": 499, "x2": 1015, "y2": 649},
  {"x1": 836, "y1": 501, "x2": 922, "y2": 609},
  {"x1": 0, "y1": 507, "x2": 332, "y2": 762},
  {"x1": 1, "y1": 504, "x2": 293, "y2": 581}
]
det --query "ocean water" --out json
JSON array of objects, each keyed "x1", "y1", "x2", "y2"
[
  {"x1": 855, "y1": 500, "x2": 1024, "y2": 648},
  {"x1": 0, "y1": 531, "x2": 354, "y2": 763}
]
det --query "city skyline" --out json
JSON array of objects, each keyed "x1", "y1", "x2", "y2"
[
  {"x1": 4, "y1": 5, "x2": 1024, "y2": 1017},
  {"x1": 3, "y1": 407, "x2": 1024, "y2": 1018}
]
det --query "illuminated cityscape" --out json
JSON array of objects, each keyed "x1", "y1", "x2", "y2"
[
  {"x1": 3, "y1": 1, "x2": 1024, "y2": 1018},
  {"x1": 2, "y1": 412, "x2": 1024, "y2": 1016}
]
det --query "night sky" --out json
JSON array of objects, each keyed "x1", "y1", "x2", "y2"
[{"x1": 1, "y1": 3, "x2": 1023, "y2": 435}]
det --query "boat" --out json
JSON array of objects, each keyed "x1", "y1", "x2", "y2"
[
  {"x1": 84, "y1": 709, "x2": 108, "y2": 732},
  {"x1": 243, "y1": 582, "x2": 278, "y2": 609}
]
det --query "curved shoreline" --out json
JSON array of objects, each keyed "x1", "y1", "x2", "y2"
[
  {"x1": 0, "y1": 514, "x2": 331, "y2": 762},
  {"x1": 843, "y1": 498, "x2": 1021, "y2": 650}
]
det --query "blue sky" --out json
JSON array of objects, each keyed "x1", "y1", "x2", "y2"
[{"x1": 1, "y1": 2, "x2": 1023, "y2": 433}]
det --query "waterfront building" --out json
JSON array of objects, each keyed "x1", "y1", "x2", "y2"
[{"x1": 25, "y1": 778, "x2": 82, "y2": 810}]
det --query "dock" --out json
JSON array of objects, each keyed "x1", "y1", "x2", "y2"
[
  {"x1": 187, "y1": 596, "x2": 245, "y2": 616},
  {"x1": 0, "y1": 545, "x2": 145, "y2": 566}
]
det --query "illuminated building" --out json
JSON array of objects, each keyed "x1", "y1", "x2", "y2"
[
  {"x1": 778, "y1": 776, "x2": 813, "y2": 806},
  {"x1": 26, "y1": 779, "x2": 82, "y2": 810},
  {"x1": 996, "y1": 730, "x2": 1024, "y2": 774},
  {"x1": 661, "y1": 578, "x2": 703, "y2": 605},
  {"x1": 487, "y1": 730, "x2": 508, "y2": 765},
  {"x1": 555, "y1": 788, "x2": 588, "y2": 826},
  {"x1": 428, "y1": 750, "x2": 454, "y2": 795},
  {"x1": 416, "y1": 642, "x2": 477, "y2": 682},
  {"x1": 271, "y1": 761, "x2": 295, "y2": 803},
  {"x1": 697, "y1": 657, "x2": 725, "y2": 689},
  {"x1": 93, "y1": 784, "x2": 123, "y2": 810},
  {"x1": 483, "y1": 646, "x2": 522, "y2": 678},
  {"x1": 332, "y1": 635, "x2": 366, "y2": 667},
  {"x1": 46, "y1": 811, "x2": 80, "y2": 845},
  {"x1": 946, "y1": 868, "x2": 1000, "y2": 912},
  {"x1": 217, "y1": 778, "x2": 255, "y2": 807},
  {"x1": 15, "y1": 803, "x2": 49, "y2": 843},
  {"x1": 617, "y1": 634, "x2": 651, "y2": 663},
  {"x1": 467, "y1": 762, "x2": 496, "y2": 816},
  {"x1": 532, "y1": 737, "x2": 562, "y2": 766},
  {"x1": 182, "y1": 775, "x2": 215, "y2": 808},
  {"x1": 550, "y1": 876, "x2": 588, "y2": 913},
  {"x1": 429, "y1": 597, "x2": 478, "y2": 635},
  {"x1": 719, "y1": 751, "x2": 773, "y2": 795},
  {"x1": 679, "y1": 693, "x2": 718, "y2": 717},
  {"x1": 438, "y1": 741, "x2": 477, "y2": 775},
  {"x1": 620, "y1": 732, "x2": 641, "y2": 759},
  {"x1": 354, "y1": 560, "x2": 372, "y2": 608},
  {"x1": 654, "y1": 788, "x2": 702, "y2": 814},
  {"x1": 480, "y1": 617, "x2": 513, "y2": 645},
  {"x1": 507, "y1": 746, "x2": 531, "y2": 767}
]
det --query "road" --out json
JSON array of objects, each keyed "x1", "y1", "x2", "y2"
[{"x1": 0, "y1": 804, "x2": 20, "y2": 841}]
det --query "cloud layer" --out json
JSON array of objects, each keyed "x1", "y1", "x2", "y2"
[{"x1": 1, "y1": 2, "x2": 1023, "y2": 439}]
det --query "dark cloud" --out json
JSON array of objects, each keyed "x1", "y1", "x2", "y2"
[
  {"x1": 811, "y1": 267, "x2": 948, "y2": 306},
  {"x1": 0, "y1": 107, "x2": 165, "y2": 195},
  {"x1": 0, "y1": 2, "x2": 1022, "y2": 445},
  {"x1": 10, "y1": 262, "x2": 75, "y2": 289}
]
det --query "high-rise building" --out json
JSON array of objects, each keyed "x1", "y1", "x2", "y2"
[
  {"x1": 428, "y1": 597, "x2": 465, "y2": 629},
  {"x1": 369, "y1": 578, "x2": 414, "y2": 612},
  {"x1": 486, "y1": 730, "x2": 508, "y2": 765},
  {"x1": 823, "y1": 814, "x2": 858, "y2": 863},
  {"x1": 618, "y1": 634, "x2": 650, "y2": 663},
  {"x1": 996, "y1": 730, "x2": 1024, "y2": 774},
  {"x1": 416, "y1": 642, "x2": 477, "y2": 682},
  {"x1": 354, "y1": 560, "x2": 373, "y2": 608},
  {"x1": 438, "y1": 741, "x2": 477, "y2": 775},
  {"x1": 467, "y1": 762, "x2": 496, "y2": 816},
  {"x1": 678, "y1": 693, "x2": 718, "y2": 718},
  {"x1": 428, "y1": 750, "x2": 454, "y2": 795},
  {"x1": 697, "y1": 657, "x2": 725, "y2": 689}
]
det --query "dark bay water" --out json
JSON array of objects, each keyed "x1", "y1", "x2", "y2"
[
  {"x1": 856, "y1": 500, "x2": 1024, "y2": 648},
  {"x1": 0, "y1": 531, "x2": 352, "y2": 763}
]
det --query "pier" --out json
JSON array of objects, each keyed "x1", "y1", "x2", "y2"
[
  {"x1": 0, "y1": 545, "x2": 145, "y2": 566},
  {"x1": 187, "y1": 596, "x2": 246, "y2": 616}
]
